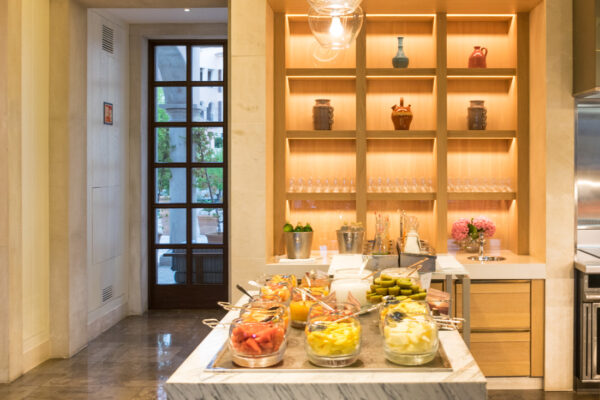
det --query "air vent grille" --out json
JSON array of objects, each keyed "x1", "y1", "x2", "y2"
[
  {"x1": 102, "y1": 25, "x2": 114, "y2": 54},
  {"x1": 102, "y1": 285, "x2": 114, "y2": 302}
]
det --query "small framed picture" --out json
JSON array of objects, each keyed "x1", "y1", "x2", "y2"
[{"x1": 103, "y1": 102, "x2": 113, "y2": 125}]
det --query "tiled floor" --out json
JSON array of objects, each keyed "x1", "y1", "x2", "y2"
[
  {"x1": 0, "y1": 309, "x2": 598, "y2": 399},
  {"x1": 0, "y1": 310, "x2": 226, "y2": 400}
]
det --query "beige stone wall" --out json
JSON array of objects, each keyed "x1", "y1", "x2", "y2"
[
  {"x1": 229, "y1": 0, "x2": 274, "y2": 302},
  {"x1": 543, "y1": 0, "x2": 575, "y2": 390},
  {"x1": 49, "y1": 0, "x2": 88, "y2": 358},
  {"x1": 530, "y1": 0, "x2": 575, "y2": 391},
  {"x1": 127, "y1": 22, "x2": 228, "y2": 314},
  {"x1": 21, "y1": 0, "x2": 51, "y2": 373},
  {"x1": 0, "y1": 0, "x2": 24, "y2": 384}
]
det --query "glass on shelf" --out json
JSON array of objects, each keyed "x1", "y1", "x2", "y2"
[
  {"x1": 332, "y1": 178, "x2": 340, "y2": 193},
  {"x1": 306, "y1": 177, "x2": 314, "y2": 193},
  {"x1": 296, "y1": 177, "x2": 304, "y2": 192},
  {"x1": 426, "y1": 178, "x2": 434, "y2": 192},
  {"x1": 323, "y1": 178, "x2": 330, "y2": 193},
  {"x1": 315, "y1": 178, "x2": 322, "y2": 193},
  {"x1": 288, "y1": 178, "x2": 295, "y2": 192}
]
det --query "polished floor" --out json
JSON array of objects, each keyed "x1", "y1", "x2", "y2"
[{"x1": 0, "y1": 309, "x2": 598, "y2": 399}]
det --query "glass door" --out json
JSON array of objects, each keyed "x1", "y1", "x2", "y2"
[{"x1": 149, "y1": 40, "x2": 228, "y2": 308}]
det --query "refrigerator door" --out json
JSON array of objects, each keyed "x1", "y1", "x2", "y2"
[{"x1": 576, "y1": 102, "x2": 600, "y2": 229}]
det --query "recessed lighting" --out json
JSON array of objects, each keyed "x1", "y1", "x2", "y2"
[{"x1": 184, "y1": 8, "x2": 191, "y2": 12}]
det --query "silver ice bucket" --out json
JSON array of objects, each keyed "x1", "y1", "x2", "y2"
[
  {"x1": 336, "y1": 230, "x2": 364, "y2": 254},
  {"x1": 285, "y1": 232, "x2": 313, "y2": 259}
]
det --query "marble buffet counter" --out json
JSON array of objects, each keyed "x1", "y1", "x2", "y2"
[{"x1": 165, "y1": 297, "x2": 487, "y2": 400}]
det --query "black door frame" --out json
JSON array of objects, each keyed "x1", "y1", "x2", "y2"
[{"x1": 148, "y1": 40, "x2": 228, "y2": 308}]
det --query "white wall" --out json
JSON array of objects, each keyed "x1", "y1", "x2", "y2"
[
  {"x1": 21, "y1": 0, "x2": 50, "y2": 372},
  {"x1": 86, "y1": 9, "x2": 130, "y2": 340}
]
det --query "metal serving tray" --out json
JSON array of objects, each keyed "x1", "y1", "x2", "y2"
[{"x1": 205, "y1": 310, "x2": 452, "y2": 373}]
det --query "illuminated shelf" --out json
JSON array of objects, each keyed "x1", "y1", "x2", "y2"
[
  {"x1": 446, "y1": 14, "x2": 514, "y2": 22},
  {"x1": 286, "y1": 130, "x2": 356, "y2": 139},
  {"x1": 447, "y1": 68, "x2": 516, "y2": 78},
  {"x1": 367, "y1": 130, "x2": 436, "y2": 139},
  {"x1": 366, "y1": 68, "x2": 436, "y2": 78},
  {"x1": 448, "y1": 130, "x2": 516, "y2": 139},
  {"x1": 287, "y1": 193, "x2": 356, "y2": 201},
  {"x1": 367, "y1": 192, "x2": 436, "y2": 201},
  {"x1": 286, "y1": 68, "x2": 356, "y2": 78},
  {"x1": 448, "y1": 192, "x2": 516, "y2": 201}
]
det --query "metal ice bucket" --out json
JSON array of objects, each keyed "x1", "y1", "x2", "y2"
[
  {"x1": 285, "y1": 232, "x2": 313, "y2": 259},
  {"x1": 336, "y1": 230, "x2": 365, "y2": 254}
]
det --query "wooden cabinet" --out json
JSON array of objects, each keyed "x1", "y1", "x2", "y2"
[
  {"x1": 453, "y1": 279, "x2": 544, "y2": 377},
  {"x1": 457, "y1": 281, "x2": 530, "y2": 330},
  {"x1": 470, "y1": 332, "x2": 530, "y2": 376}
]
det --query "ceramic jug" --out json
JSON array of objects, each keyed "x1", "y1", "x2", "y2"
[
  {"x1": 468, "y1": 46, "x2": 488, "y2": 68},
  {"x1": 392, "y1": 36, "x2": 409, "y2": 68},
  {"x1": 391, "y1": 98, "x2": 413, "y2": 130},
  {"x1": 467, "y1": 100, "x2": 487, "y2": 130},
  {"x1": 313, "y1": 99, "x2": 334, "y2": 130}
]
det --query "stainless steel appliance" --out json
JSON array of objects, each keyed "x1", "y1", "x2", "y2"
[
  {"x1": 575, "y1": 99, "x2": 600, "y2": 391},
  {"x1": 575, "y1": 250, "x2": 600, "y2": 388}
]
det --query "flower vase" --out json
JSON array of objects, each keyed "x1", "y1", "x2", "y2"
[
  {"x1": 461, "y1": 238, "x2": 483, "y2": 253},
  {"x1": 392, "y1": 37, "x2": 409, "y2": 68}
]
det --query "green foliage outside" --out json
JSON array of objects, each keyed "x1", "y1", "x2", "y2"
[
  {"x1": 156, "y1": 87, "x2": 173, "y2": 197},
  {"x1": 155, "y1": 86, "x2": 225, "y2": 232},
  {"x1": 192, "y1": 127, "x2": 223, "y2": 204}
]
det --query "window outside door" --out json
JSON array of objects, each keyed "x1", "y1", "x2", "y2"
[{"x1": 149, "y1": 40, "x2": 228, "y2": 308}]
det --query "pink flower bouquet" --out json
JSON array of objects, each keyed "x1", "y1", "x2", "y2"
[{"x1": 451, "y1": 216, "x2": 496, "y2": 242}]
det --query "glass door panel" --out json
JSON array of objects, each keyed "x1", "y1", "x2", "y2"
[{"x1": 149, "y1": 40, "x2": 227, "y2": 308}]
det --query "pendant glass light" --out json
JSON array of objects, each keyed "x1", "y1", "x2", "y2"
[
  {"x1": 308, "y1": 6, "x2": 364, "y2": 50},
  {"x1": 307, "y1": 0, "x2": 362, "y2": 15}
]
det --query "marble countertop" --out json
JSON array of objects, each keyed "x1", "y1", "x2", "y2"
[
  {"x1": 166, "y1": 299, "x2": 487, "y2": 400},
  {"x1": 265, "y1": 250, "x2": 545, "y2": 280}
]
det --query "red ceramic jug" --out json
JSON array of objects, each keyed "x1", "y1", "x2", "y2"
[{"x1": 468, "y1": 46, "x2": 488, "y2": 68}]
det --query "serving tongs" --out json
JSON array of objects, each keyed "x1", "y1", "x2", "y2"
[
  {"x1": 433, "y1": 316, "x2": 464, "y2": 330},
  {"x1": 202, "y1": 308, "x2": 282, "y2": 328},
  {"x1": 294, "y1": 287, "x2": 335, "y2": 312}
]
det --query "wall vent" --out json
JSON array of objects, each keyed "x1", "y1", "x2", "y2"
[
  {"x1": 101, "y1": 25, "x2": 114, "y2": 54},
  {"x1": 102, "y1": 285, "x2": 114, "y2": 303}
]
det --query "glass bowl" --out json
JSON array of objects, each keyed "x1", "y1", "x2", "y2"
[
  {"x1": 378, "y1": 298, "x2": 431, "y2": 333},
  {"x1": 239, "y1": 300, "x2": 290, "y2": 333},
  {"x1": 367, "y1": 268, "x2": 428, "y2": 304},
  {"x1": 229, "y1": 317, "x2": 287, "y2": 367},
  {"x1": 383, "y1": 313, "x2": 438, "y2": 366},
  {"x1": 304, "y1": 302, "x2": 361, "y2": 367},
  {"x1": 259, "y1": 281, "x2": 293, "y2": 305},
  {"x1": 289, "y1": 286, "x2": 330, "y2": 329}
]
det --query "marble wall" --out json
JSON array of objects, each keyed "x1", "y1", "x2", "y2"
[
  {"x1": 542, "y1": 0, "x2": 575, "y2": 391},
  {"x1": 21, "y1": 0, "x2": 51, "y2": 373},
  {"x1": 228, "y1": 0, "x2": 274, "y2": 303},
  {"x1": 0, "y1": 0, "x2": 24, "y2": 384},
  {"x1": 86, "y1": 9, "x2": 130, "y2": 341},
  {"x1": 48, "y1": 0, "x2": 89, "y2": 358}
]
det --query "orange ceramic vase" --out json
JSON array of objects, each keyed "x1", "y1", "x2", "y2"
[
  {"x1": 468, "y1": 46, "x2": 488, "y2": 68},
  {"x1": 391, "y1": 98, "x2": 413, "y2": 130}
]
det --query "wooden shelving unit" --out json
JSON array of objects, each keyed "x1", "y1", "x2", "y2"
[
  {"x1": 287, "y1": 193, "x2": 356, "y2": 201},
  {"x1": 286, "y1": 130, "x2": 356, "y2": 139},
  {"x1": 274, "y1": 12, "x2": 529, "y2": 254},
  {"x1": 448, "y1": 130, "x2": 516, "y2": 139},
  {"x1": 367, "y1": 130, "x2": 436, "y2": 139},
  {"x1": 448, "y1": 192, "x2": 516, "y2": 201},
  {"x1": 366, "y1": 193, "x2": 437, "y2": 201}
]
